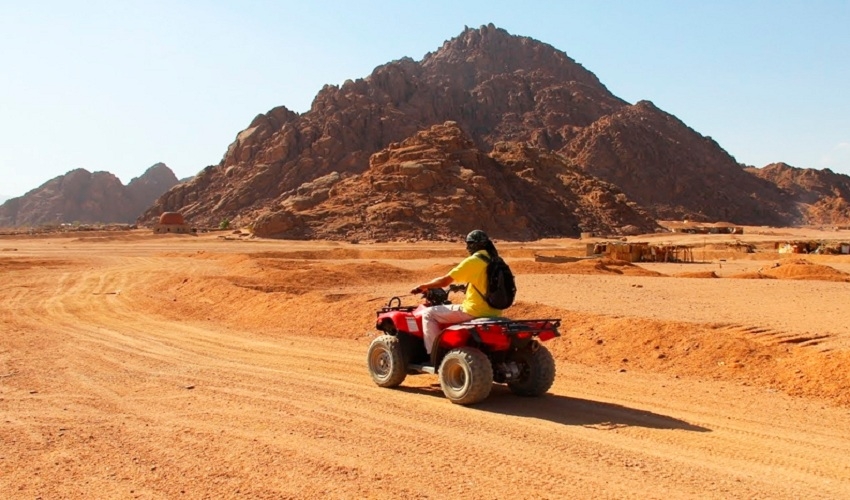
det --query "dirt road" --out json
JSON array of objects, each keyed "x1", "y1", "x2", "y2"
[{"x1": 2, "y1": 232, "x2": 849, "y2": 499}]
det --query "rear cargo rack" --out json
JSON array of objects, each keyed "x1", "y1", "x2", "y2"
[
  {"x1": 378, "y1": 296, "x2": 416, "y2": 314},
  {"x1": 461, "y1": 318, "x2": 561, "y2": 335}
]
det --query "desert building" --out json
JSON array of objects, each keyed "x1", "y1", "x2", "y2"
[
  {"x1": 588, "y1": 242, "x2": 695, "y2": 263},
  {"x1": 153, "y1": 212, "x2": 192, "y2": 234}
]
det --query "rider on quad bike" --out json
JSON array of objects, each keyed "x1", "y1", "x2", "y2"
[
  {"x1": 366, "y1": 230, "x2": 560, "y2": 405},
  {"x1": 411, "y1": 229, "x2": 502, "y2": 357}
]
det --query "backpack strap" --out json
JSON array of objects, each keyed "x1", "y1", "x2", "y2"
[
  {"x1": 474, "y1": 252, "x2": 490, "y2": 263},
  {"x1": 470, "y1": 251, "x2": 490, "y2": 303}
]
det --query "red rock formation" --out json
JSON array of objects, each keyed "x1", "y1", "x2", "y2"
[
  {"x1": 563, "y1": 101, "x2": 796, "y2": 225},
  {"x1": 141, "y1": 24, "x2": 630, "y2": 230},
  {"x1": 127, "y1": 163, "x2": 181, "y2": 210},
  {"x1": 747, "y1": 163, "x2": 850, "y2": 225},
  {"x1": 140, "y1": 24, "x2": 847, "y2": 235},
  {"x1": 251, "y1": 122, "x2": 658, "y2": 241},
  {"x1": 0, "y1": 163, "x2": 178, "y2": 226}
]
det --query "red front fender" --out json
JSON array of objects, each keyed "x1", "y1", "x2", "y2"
[{"x1": 376, "y1": 310, "x2": 423, "y2": 337}]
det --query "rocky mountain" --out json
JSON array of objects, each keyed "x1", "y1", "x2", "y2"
[
  {"x1": 140, "y1": 24, "x2": 843, "y2": 238},
  {"x1": 563, "y1": 101, "x2": 796, "y2": 224},
  {"x1": 251, "y1": 121, "x2": 658, "y2": 240},
  {"x1": 747, "y1": 163, "x2": 850, "y2": 225},
  {"x1": 0, "y1": 163, "x2": 178, "y2": 226}
]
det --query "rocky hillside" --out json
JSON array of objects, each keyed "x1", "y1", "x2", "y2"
[
  {"x1": 563, "y1": 101, "x2": 796, "y2": 224},
  {"x1": 747, "y1": 163, "x2": 850, "y2": 225},
  {"x1": 251, "y1": 122, "x2": 658, "y2": 240},
  {"x1": 0, "y1": 163, "x2": 178, "y2": 226},
  {"x1": 140, "y1": 24, "x2": 844, "y2": 237}
]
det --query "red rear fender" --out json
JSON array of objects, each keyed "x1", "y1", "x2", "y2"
[
  {"x1": 439, "y1": 328, "x2": 471, "y2": 349},
  {"x1": 538, "y1": 331, "x2": 557, "y2": 342}
]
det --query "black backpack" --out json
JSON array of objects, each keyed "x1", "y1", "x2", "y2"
[{"x1": 473, "y1": 253, "x2": 517, "y2": 310}]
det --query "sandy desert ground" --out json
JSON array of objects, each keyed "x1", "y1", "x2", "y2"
[{"x1": 2, "y1": 227, "x2": 850, "y2": 499}]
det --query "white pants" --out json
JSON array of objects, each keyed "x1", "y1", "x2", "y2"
[{"x1": 420, "y1": 305, "x2": 474, "y2": 354}]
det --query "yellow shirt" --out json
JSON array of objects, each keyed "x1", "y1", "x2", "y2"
[{"x1": 448, "y1": 250, "x2": 502, "y2": 317}]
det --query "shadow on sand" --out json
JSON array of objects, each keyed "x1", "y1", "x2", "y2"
[{"x1": 399, "y1": 384, "x2": 710, "y2": 432}]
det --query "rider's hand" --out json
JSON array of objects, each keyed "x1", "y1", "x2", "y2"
[{"x1": 410, "y1": 287, "x2": 422, "y2": 295}]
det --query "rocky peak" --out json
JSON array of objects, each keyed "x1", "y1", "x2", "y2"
[
  {"x1": 747, "y1": 162, "x2": 850, "y2": 225},
  {"x1": 127, "y1": 163, "x2": 180, "y2": 207},
  {"x1": 562, "y1": 101, "x2": 795, "y2": 225},
  {"x1": 140, "y1": 25, "x2": 848, "y2": 235},
  {"x1": 424, "y1": 23, "x2": 607, "y2": 92},
  {"x1": 0, "y1": 164, "x2": 179, "y2": 226},
  {"x1": 143, "y1": 25, "x2": 634, "y2": 230}
]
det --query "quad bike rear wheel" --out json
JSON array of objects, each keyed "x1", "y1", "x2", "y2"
[
  {"x1": 507, "y1": 343, "x2": 556, "y2": 397},
  {"x1": 367, "y1": 335, "x2": 407, "y2": 387},
  {"x1": 439, "y1": 347, "x2": 493, "y2": 405}
]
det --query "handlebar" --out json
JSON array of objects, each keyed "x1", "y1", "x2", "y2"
[
  {"x1": 411, "y1": 283, "x2": 467, "y2": 295},
  {"x1": 408, "y1": 283, "x2": 467, "y2": 307},
  {"x1": 387, "y1": 284, "x2": 467, "y2": 310}
]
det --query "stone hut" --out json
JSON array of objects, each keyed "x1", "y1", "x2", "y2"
[{"x1": 153, "y1": 212, "x2": 192, "y2": 234}]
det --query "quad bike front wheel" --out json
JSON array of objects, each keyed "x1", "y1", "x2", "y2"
[
  {"x1": 439, "y1": 347, "x2": 493, "y2": 405},
  {"x1": 367, "y1": 335, "x2": 407, "y2": 387},
  {"x1": 507, "y1": 343, "x2": 556, "y2": 397}
]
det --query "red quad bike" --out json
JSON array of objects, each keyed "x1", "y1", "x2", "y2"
[{"x1": 366, "y1": 284, "x2": 561, "y2": 405}]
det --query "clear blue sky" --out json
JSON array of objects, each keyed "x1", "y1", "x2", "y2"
[{"x1": 2, "y1": 0, "x2": 849, "y2": 199}]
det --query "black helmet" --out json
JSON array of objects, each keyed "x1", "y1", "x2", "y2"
[{"x1": 466, "y1": 229, "x2": 489, "y2": 244}]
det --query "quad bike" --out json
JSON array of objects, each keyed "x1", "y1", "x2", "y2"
[{"x1": 366, "y1": 284, "x2": 561, "y2": 405}]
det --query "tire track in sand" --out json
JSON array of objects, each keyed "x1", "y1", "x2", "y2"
[{"x1": 2, "y1": 251, "x2": 850, "y2": 499}]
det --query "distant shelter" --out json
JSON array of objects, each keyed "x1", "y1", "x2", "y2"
[
  {"x1": 153, "y1": 212, "x2": 193, "y2": 234},
  {"x1": 777, "y1": 241, "x2": 850, "y2": 254},
  {"x1": 588, "y1": 242, "x2": 694, "y2": 263},
  {"x1": 663, "y1": 221, "x2": 744, "y2": 235}
]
